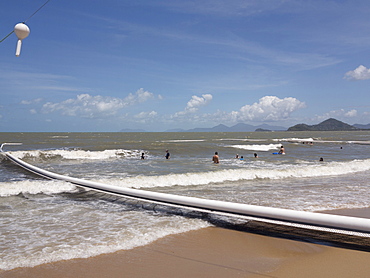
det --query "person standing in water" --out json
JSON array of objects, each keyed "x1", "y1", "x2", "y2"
[
  {"x1": 165, "y1": 150, "x2": 170, "y2": 159},
  {"x1": 213, "y1": 152, "x2": 220, "y2": 164},
  {"x1": 278, "y1": 145, "x2": 285, "y2": 154}
]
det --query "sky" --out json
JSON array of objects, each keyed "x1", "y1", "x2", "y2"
[{"x1": 1, "y1": 0, "x2": 370, "y2": 132}]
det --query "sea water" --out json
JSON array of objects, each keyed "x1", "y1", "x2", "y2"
[{"x1": 1, "y1": 131, "x2": 370, "y2": 270}]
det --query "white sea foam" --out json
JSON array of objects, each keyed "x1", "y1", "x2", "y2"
[
  {"x1": 9, "y1": 149, "x2": 141, "y2": 160},
  {"x1": 0, "y1": 210, "x2": 210, "y2": 270},
  {"x1": 2, "y1": 131, "x2": 370, "y2": 271},
  {"x1": 0, "y1": 180, "x2": 78, "y2": 197},
  {"x1": 217, "y1": 139, "x2": 269, "y2": 143},
  {"x1": 227, "y1": 144, "x2": 281, "y2": 152},
  {"x1": 273, "y1": 137, "x2": 370, "y2": 145},
  {"x1": 3, "y1": 158, "x2": 370, "y2": 196},
  {"x1": 49, "y1": 135, "x2": 69, "y2": 138},
  {"x1": 273, "y1": 137, "x2": 316, "y2": 142},
  {"x1": 161, "y1": 139, "x2": 206, "y2": 142},
  {"x1": 94, "y1": 159, "x2": 370, "y2": 189}
]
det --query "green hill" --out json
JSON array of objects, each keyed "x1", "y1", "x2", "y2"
[{"x1": 288, "y1": 118, "x2": 358, "y2": 131}]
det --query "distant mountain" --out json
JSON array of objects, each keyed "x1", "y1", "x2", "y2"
[
  {"x1": 186, "y1": 124, "x2": 230, "y2": 132},
  {"x1": 254, "y1": 123, "x2": 286, "y2": 131},
  {"x1": 165, "y1": 128, "x2": 186, "y2": 132},
  {"x1": 179, "y1": 123, "x2": 286, "y2": 132},
  {"x1": 120, "y1": 128, "x2": 147, "y2": 132},
  {"x1": 121, "y1": 123, "x2": 287, "y2": 132},
  {"x1": 227, "y1": 123, "x2": 256, "y2": 132},
  {"x1": 353, "y1": 123, "x2": 370, "y2": 129},
  {"x1": 255, "y1": 128, "x2": 272, "y2": 132},
  {"x1": 287, "y1": 118, "x2": 358, "y2": 131}
]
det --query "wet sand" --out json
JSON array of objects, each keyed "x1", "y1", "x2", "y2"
[{"x1": 2, "y1": 208, "x2": 370, "y2": 278}]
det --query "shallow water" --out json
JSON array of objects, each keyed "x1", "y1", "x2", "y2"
[{"x1": 1, "y1": 131, "x2": 370, "y2": 269}]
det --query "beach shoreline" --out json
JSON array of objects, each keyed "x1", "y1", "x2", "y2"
[{"x1": 2, "y1": 207, "x2": 370, "y2": 278}]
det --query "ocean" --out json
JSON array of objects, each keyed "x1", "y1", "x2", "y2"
[{"x1": 1, "y1": 131, "x2": 370, "y2": 270}]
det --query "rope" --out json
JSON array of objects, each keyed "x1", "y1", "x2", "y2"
[
  {"x1": 0, "y1": 31, "x2": 14, "y2": 43},
  {"x1": 0, "y1": 0, "x2": 52, "y2": 43},
  {"x1": 23, "y1": 0, "x2": 52, "y2": 23}
]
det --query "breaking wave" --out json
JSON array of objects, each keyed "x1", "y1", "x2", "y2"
[
  {"x1": 3, "y1": 158, "x2": 370, "y2": 197},
  {"x1": 9, "y1": 149, "x2": 142, "y2": 161},
  {"x1": 227, "y1": 144, "x2": 281, "y2": 152},
  {"x1": 0, "y1": 180, "x2": 78, "y2": 197},
  {"x1": 99, "y1": 158, "x2": 370, "y2": 189}
]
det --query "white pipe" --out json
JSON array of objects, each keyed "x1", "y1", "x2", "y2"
[
  {"x1": 3, "y1": 147, "x2": 370, "y2": 233},
  {"x1": 15, "y1": 40, "x2": 22, "y2": 57}
]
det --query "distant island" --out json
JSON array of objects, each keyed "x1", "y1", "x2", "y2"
[
  {"x1": 120, "y1": 118, "x2": 370, "y2": 132},
  {"x1": 287, "y1": 118, "x2": 359, "y2": 131},
  {"x1": 353, "y1": 123, "x2": 370, "y2": 129},
  {"x1": 175, "y1": 123, "x2": 286, "y2": 132},
  {"x1": 119, "y1": 128, "x2": 146, "y2": 132}
]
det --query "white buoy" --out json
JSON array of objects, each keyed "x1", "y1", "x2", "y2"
[{"x1": 14, "y1": 23, "x2": 30, "y2": 57}]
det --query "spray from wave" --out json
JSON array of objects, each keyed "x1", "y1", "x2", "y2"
[
  {"x1": 9, "y1": 149, "x2": 142, "y2": 161},
  {"x1": 0, "y1": 180, "x2": 78, "y2": 197},
  {"x1": 227, "y1": 144, "x2": 281, "y2": 152},
  {"x1": 96, "y1": 158, "x2": 370, "y2": 189},
  {"x1": 3, "y1": 150, "x2": 370, "y2": 196}
]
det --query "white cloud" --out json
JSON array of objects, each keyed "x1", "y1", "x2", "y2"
[
  {"x1": 126, "y1": 88, "x2": 156, "y2": 104},
  {"x1": 344, "y1": 65, "x2": 370, "y2": 80},
  {"x1": 314, "y1": 109, "x2": 358, "y2": 122},
  {"x1": 133, "y1": 111, "x2": 158, "y2": 124},
  {"x1": 175, "y1": 94, "x2": 213, "y2": 116},
  {"x1": 185, "y1": 94, "x2": 213, "y2": 113},
  {"x1": 233, "y1": 96, "x2": 305, "y2": 122},
  {"x1": 160, "y1": 0, "x2": 286, "y2": 17},
  {"x1": 42, "y1": 89, "x2": 157, "y2": 118},
  {"x1": 21, "y1": 98, "x2": 43, "y2": 105},
  {"x1": 135, "y1": 111, "x2": 158, "y2": 119},
  {"x1": 168, "y1": 95, "x2": 305, "y2": 126},
  {"x1": 345, "y1": 109, "x2": 357, "y2": 117}
]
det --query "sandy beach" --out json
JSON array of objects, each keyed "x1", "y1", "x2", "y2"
[{"x1": 1, "y1": 208, "x2": 370, "y2": 278}]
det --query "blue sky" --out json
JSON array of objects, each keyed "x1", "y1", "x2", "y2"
[{"x1": 1, "y1": 0, "x2": 370, "y2": 132}]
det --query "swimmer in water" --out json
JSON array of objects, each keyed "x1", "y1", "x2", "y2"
[
  {"x1": 212, "y1": 152, "x2": 220, "y2": 164},
  {"x1": 165, "y1": 150, "x2": 170, "y2": 159}
]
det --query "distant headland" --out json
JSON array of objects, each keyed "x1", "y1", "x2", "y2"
[
  {"x1": 120, "y1": 118, "x2": 370, "y2": 132},
  {"x1": 287, "y1": 118, "x2": 360, "y2": 131}
]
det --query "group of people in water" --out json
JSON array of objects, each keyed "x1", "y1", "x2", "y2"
[
  {"x1": 155, "y1": 145, "x2": 284, "y2": 164},
  {"x1": 141, "y1": 150, "x2": 170, "y2": 160},
  {"x1": 235, "y1": 153, "x2": 258, "y2": 161},
  {"x1": 214, "y1": 145, "x2": 288, "y2": 164},
  {"x1": 213, "y1": 151, "x2": 259, "y2": 164},
  {"x1": 141, "y1": 144, "x2": 324, "y2": 162}
]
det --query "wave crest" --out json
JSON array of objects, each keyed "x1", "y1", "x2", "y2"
[
  {"x1": 0, "y1": 180, "x2": 78, "y2": 197},
  {"x1": 3, "y1": 158, "x2": 370, "y2": 196},
  {"x1": 228, "y1": 143, "x2": 281, "y2": 152},
  {"x1": 9, "y1": 149, "x2": 142, "y2": 161},
  {"x1": 96, "y1": 159, "x2": 370, "y2": 189}
]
